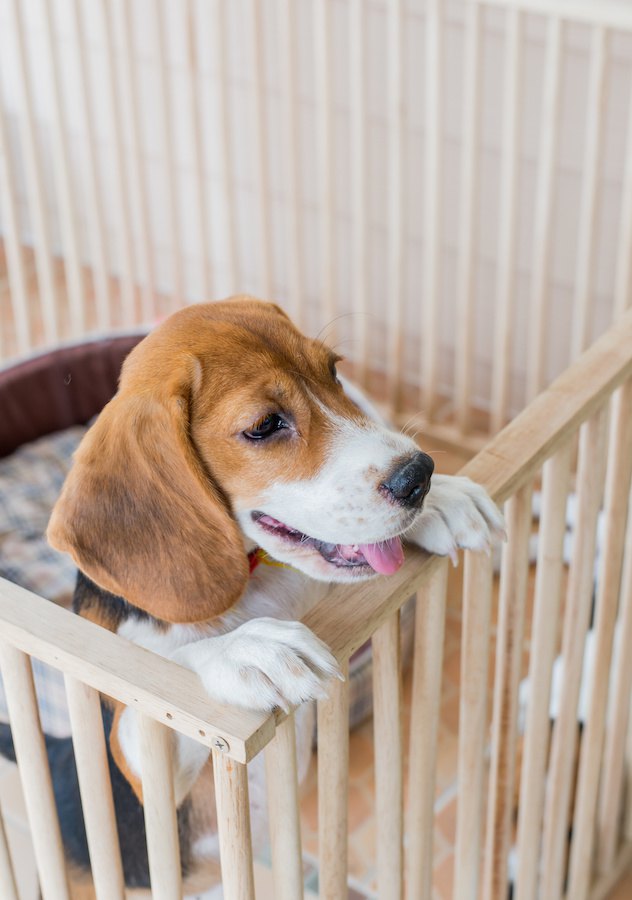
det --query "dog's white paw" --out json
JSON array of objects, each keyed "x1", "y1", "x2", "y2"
[
  {"x1": 406, "y1": 474, "x2": 505, "y2": 564},
  {"x1": 172, "y1": 618, "x2": 343, "y2": 713}
]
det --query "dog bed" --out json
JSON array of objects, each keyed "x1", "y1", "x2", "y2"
[{"x1": 0, "y1": 335, "x2": 415, "y2": 737}]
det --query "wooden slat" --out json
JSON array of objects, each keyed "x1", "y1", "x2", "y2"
[
  {"x1": 0, "y1": 643, "x2": 69, "y2": 900},
  {"x1": 350, "y1": 0, "x2": 369, "y2": 387},
  {"x1": 101, "y1": 0, "x2": 136, "y2": 325},
  {"x1": 422, "y1": 0, "x2": 443, "y2": 418},
  {"x1": 250, "y1": 0, "x2": 273, "y2": 299},
  {"x1": 278, "y1": 0, "x2": 303, "y2": 324},
  {"x1": 314, "y1": 0, "x2": 336, "y2": 337},
  {"x1": 207, "y1": 0, "x2": 238, "y2": 290},
  {"x1": 597, "y1": 483, "x2": 632, "y2": 872},
  {"x1": 186, "y1": 0, "x2": 213, "y2": 302},
  {"x1": 373, "y1": 612, "x2": 404, "y2": 900},
  {"x1": 490, "y1": 8, "x2": 522, "y2": 434},
  {"x1": 406, "y1": 563, "x2": 449, "y2": 900},
  {"x1": 0, "y1": 577, "x2": 274, "y2": 763},
  {"x1": 120, "y1": 1, "x2": 157, "y2": 321},
  {"x1": 154, "y1": 0, "x2": 185, "y2": 308},
  {"x1": 0, "y1": 96, "x2": 30, "y2": 355},
  {"x1": 264, "y1": 714, "x2": 303, "y2": 900},
  {"x1": 0, "y1": 808, "x2": 18, "y2": 900},
  {"x1": 455, "y1": 0, "x2": 482, "y2": 434},
  {"x1": 526, "y1": 16, "x2": 562, "y2": 402},
  {"x1": 571, "y1": 26, "x2": 608, "y2": 359},
  {"x1": 317, "y1": 660, "x2": 349, "y2": 900},
  {"x1": 73, "y1": 0, "x2": 111, "y2": 331},
  {"x1": 483, "y1": 484, "x2": 534, "y2": 900},
  {"x1": 567, "y1": 381, "x2": 632, "y2": 899},
  {"x1": 613, "y1": 78, "x2": 632, "y2": 320},
  {"x1": 213, "y1": 747, "x2": 256, "y2": 900},
  {"x1": 9, "y1": 0, "x2": 59, "y2": 344},
  {"x1": 64, "y1": 677, "x2": 125, "y2": 900},
  {"x1": 386, "y1": 0, "x2": 405, "y2": 412},
  {"x1": 42, "y1": 0, "x2": 85, "y2": 338},
  {"x1": 589, "y1": 841, "x2": 632, "y2": 900},
  {"x1": 515, "y1": 444, "x2": 572, "y2": 900},
  {"x1": 139, "y1": 715, "x2": 181, "y2": 899},
  {"x1": 454, "y1": 551, "x2": 494, "y2": 900},
  {"x1": 540, "y1": 409, "x2": 609, "y2": 899}
]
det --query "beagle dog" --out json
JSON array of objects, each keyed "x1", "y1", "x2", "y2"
[{"x1": 42, "y1": 297, "x2": 503, "y2": 894}]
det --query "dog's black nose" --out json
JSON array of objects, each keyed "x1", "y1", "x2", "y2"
[{"x1": 382, "y1": 452, "x2": 434, "y2": 508}]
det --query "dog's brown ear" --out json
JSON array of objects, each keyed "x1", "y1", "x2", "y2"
[{"x1": 47, "y1": 357, "x2": 249, "y2": 624}]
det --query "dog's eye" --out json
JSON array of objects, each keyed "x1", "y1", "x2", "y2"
[
  {"x1": 330, "y1": 361, "x2": 340, "y2": 384},
  {"x1": 243, "y1": 414, "x2": 288, "y2": 441}
]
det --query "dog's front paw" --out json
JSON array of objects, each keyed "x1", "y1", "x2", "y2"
[
  {"x1": 406, "y1": 474, "x2": 505, "y2": 564},
  {"x1": 173, "y1": 618, "x2": 343, "y2": 713}
]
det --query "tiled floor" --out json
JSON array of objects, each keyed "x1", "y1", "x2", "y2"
[{"x1": 1, "y1": 248, "x2": 631, "y2": 897}]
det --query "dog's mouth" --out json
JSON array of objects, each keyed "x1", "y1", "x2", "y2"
[{"x1": 251, "y1": 512, "x2": 405, "y2": 575}]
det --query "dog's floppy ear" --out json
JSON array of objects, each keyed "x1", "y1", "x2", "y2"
[{"x1": 48, "y1": 356, "x2": 249, "y2": 624}]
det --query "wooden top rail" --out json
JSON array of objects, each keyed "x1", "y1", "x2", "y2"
[
  {"x1": 0, "y1": 577, "x2": 274, "y2": 763},
  {"x1": 0, "y1": 310, "x2": 630, "y2": 762}
]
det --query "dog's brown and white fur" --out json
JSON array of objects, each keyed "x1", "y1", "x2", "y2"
[{"x1": 47, "y1": 298, "x2": 503, "y2": 894}]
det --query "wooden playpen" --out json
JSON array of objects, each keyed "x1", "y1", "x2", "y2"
[{"x1": 1, "y1": 0, "x2": 632, "y2": 898}]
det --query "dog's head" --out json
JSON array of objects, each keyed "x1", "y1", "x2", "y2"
[{"x1": 48, "y1": 298, "x2": 433, "y2": 623}]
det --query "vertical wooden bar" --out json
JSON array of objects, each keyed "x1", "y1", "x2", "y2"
[
  {"x1": 186, "y1": 0, "x2": 213, "y2": 302},
  {"x1": 64, "y1": 677, "x2": 125, "y2": 900},
  {"x1": 455, "y1": 0, "x2": 482, "y2": 434},
  {"x1": 0, "y1": 808, "x2": 18, "y2": 900},
  {"x1": 613, "y1": 81, "x2": 632, "y2": 320},
  {"x1": 0, "y1": 98, "x2": 31, "y2": 355},
  {"x1": 209, "y1": 0, "x2": 238, "y2": 291},
  {"x1": 0, "y1": 643, "x2": 70, "y2": 900},
  {"x1": 120, "y1": 1, "x2": 157, "y2": 321},
  {"x1": 526, "y1": 16, "x2": 562, "y2": 402},
  {"x1": 101, "y1": 0, "x2": 137, "y2": 326},
  {"x1": 212, "y1": 747, "x2": 256, "y2": 900},
  {"x1": 250, "y1": 0, "x2": 273, "y2": 298},
  {"x1": 571, "y1": 27, "x2": 608, "y2": 359},
  {"x1": 386, "y1": 0, "x2": 405, "y2": 412},
  {"x1": 567, "y1": 382, "x2": 632, "y2": 900},
  {"x1": 154, "y1": 0, "x2": 185, "y2": 307},
  {"x1": 73, "y1": 0, "x2": 112, "y2": 332},
  {"x1": 42, "y1": 0, "x2": 85, "y2": 337},
  {"x1": 454, "y1": 551, "x2": 494, "y2": 900},
  {"x1": 373, "y1": 612, "x2": 404, "y2": 900},
  {"x1": 317, "y1": 659, "x2": 350, "y2": 900},
  {"x1": 350, "y1": 0, "x2": 369, "y2": 387},
  {"x1": 491, "y1": 9, "x2": 522, "y2": 434},
  {"x1": 597, "y1": 483, "x2": 632, "y2": 871},
  {"x1": 279, "y1": 0, "x2": 303, "y2": 324},
  {"x1": 314, "y1": 0, "x2": 336, "y2": 337},
  {"x1": 483, "y1": 484, "x2": 534, "y2": 900},
  {"x1": 515, "y1": 445, "x2": 572, "y2": 900},
  {"x1": 9, "y1": 0, "x2": 59, "y2": 344},
  {"x1": 138, "y1": 714, "x2": 181, "y2": 900},
  {"x1": 406, "y1": 562, "x2": 449, "y2": 900},
  {"x1": 422, "y1": 0, "x2": 443, "y2": 418},
  {"x1": 264, "y1": 715, "x2": 303, "y2": 900},
  {"x1": 540, "y1": 409, "x2": 609, "y2": 900}
]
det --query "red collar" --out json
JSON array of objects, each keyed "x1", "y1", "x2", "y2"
[
  {"x1": 248, "y1": 548, "x2": 292, "y2": 575},
  {"x1": 248, "y1": 548, "x2": 262, "y2": 575}
]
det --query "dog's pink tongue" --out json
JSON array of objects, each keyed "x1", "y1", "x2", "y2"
[{"x1": 358, "y1": 537, "x2": 404, "y2": 575}]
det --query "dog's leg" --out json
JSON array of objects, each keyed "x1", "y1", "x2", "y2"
[
  {"x1": 404, "y1": 474, "x2": 506, "y2": 563},
  {"x1": 114, "y1": 704, "x2": 211, "y2": 807}
]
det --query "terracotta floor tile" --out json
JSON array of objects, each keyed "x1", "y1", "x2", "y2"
[
  {"x1": 433, "y1": 852, "x2": 455, "y2": 900},
  {"x1": 436, "y1": 796, "x2": 457, "y2": 847}
]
